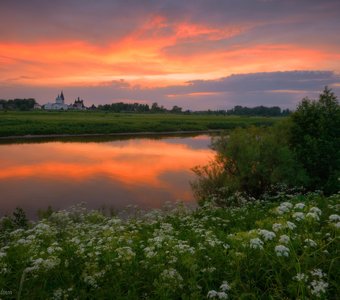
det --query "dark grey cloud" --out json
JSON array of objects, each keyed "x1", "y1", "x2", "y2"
[{"x1": 185, "y1": 71, "x2": 340, "y2": 93}]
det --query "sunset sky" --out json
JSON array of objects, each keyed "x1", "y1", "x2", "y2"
[{"x1": 1, "y1": 0, "x2": 340, "y2": 109}]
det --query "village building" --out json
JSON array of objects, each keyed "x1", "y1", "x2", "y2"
[
  {"x1": 43, "y1": 92, "x2": 88, "y2": 110},
  {"x1": 43, "y1": 91, "x2": 69, "y2": 110},
  {"x1": 69, "y1": 97, "x2": 86, "y2": 110}
]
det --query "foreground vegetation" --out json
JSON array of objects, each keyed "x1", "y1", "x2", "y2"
[
  {"x1": 0, "y1": 111, "x2": 278, "y2": 137},
  {"x1": 0, "y1": 192, "x2": 339, "y2": 299}
]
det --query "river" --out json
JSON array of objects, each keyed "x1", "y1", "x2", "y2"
[{"x1": 0, "y1": 134, "x2": 214, "y2": 218}]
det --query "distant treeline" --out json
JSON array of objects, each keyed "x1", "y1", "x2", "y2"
[
  {"x1": 97, "y1": 102, "x2": 152, "y2": 112},
  {"x1": 225, "y1": 105, "x2": 291, "y2": 116},
  {"x1": 0, "y1": 98, "x2": 37, "y2": 111},
  {"x1": 97, "y1": 102, "x2": 183, "y2": 113},
  {"x1": 0, "y1": 98, "x2": 291, "y2": 116},
  {"x1": 96, "y1": 102, "x2": 290, "y2": 116}
]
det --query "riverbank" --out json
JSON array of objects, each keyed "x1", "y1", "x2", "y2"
[
  {"x1": 0, "y1": 192, "x2": 338, "y2": 299},
  {"x1": 0, "y1": 129, "x2": 221, "y2": 140},
  {"x1": 0, "y1": 111, "x2": 280, "y2": 137}
]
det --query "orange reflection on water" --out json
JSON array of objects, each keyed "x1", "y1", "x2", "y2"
[{"x1": 0, "y1": 137, "x2": 213, "y2": 191}]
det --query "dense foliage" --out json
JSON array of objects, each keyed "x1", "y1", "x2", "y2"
[
  {"x1": 0, "y1": 193, "x2": 338, "y2": 299},
  {"x1": 290, "y1": 87, "x2": 340, "y2": 195},
  {"x1": 97, "y1": 102, "x2": 151, "y2": 113},
  {"x1": 95, "y1": 102, "x2": 183, "y2": 113},
  {"x1": 192, "y1": 123, "x2": 308, "y2": 203},
  {"x1": 226, "y1": 105, "x2": 291, "y2": 116},
  {"x1": 0, "y1": 99, "x2": 37, "y2": 111},
  {"x1": 193, "y1": 87, "x2": 339, "y2": 204}
]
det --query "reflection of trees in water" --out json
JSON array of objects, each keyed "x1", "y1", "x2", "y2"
[{"x1": 0, "y1": 131, "x2": 218, "y2": 145}]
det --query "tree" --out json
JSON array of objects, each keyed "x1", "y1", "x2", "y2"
[
  {"x1": 171, "y1": 105, "x2": 182, "y2": 113},
  {"x1": 290, "y1": 86, "x2": 340, "y2": 194},
  {"x1": 12, "y1": 207, "x2": 29, "y2": 229},
  {"x1": 151, "y1": 102, "x2": 160, "y2": 112}
]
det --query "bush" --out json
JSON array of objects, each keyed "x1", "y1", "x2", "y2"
[
  {"x1": 290, "y1": 87, "x2": 340, "y2": 194},
  {"x1": 192, "y1": 122, "x2": 308, "y2": 205},
  {"x1": 193, "y1": 87, "x2": 339, "y2": 206}
]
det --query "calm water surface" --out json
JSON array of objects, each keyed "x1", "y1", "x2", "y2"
[{"x1": 0, "y1": 135, "x2": 214, "y2": 218}]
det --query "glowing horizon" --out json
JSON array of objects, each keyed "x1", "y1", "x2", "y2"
[{"x1": 1, "y1": 0, "x2": 339, "y2": 109}]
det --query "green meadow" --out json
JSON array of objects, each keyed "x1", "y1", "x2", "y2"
[{"x1": 0, "y1": 111, "x2": 278, "y2": 137}]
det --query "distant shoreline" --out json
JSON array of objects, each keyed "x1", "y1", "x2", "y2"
[{"x1": 0, "y1": 129, "x2": 222, "y2": 140}]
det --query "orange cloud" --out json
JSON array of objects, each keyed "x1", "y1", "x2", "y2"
[
  {"x1": 167, "y1": 92, "x2": 222, "y2": 98},
  {"x1": 0, "y1": 13, "x2": 338, "y2": 89}
]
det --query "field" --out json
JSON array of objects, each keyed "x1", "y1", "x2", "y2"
[
  {"x1": 0, "y1": 192, "x2": 339, "y2": 299},
  {"x1": 0, "y1": 111, "x2": 279, "y2": 137}
]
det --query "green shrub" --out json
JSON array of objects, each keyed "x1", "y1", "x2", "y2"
[
  {"x1": 290, "y1": 87, "x2": 340, "y2": 194},
  {"x1": 192, "y1": 122, "x2": 308, "y2": 205}
]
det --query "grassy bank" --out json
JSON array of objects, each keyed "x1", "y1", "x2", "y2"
[
  {"x1": 0, "y1": 111, "x2": 278, "y2": 137},
  {"x1": 0, "y1": 193, "x2": 338, "y2": 299}
]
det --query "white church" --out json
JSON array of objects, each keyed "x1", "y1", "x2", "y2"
[{"x1": 44, "y1": 91, "x2": 69, "y2": 110}]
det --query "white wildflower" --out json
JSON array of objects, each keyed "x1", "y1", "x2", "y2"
[
  {"x1": 275, "y1": 245, "x2": 290, "y2": 257},
  {"x1": 276, "y1": 202, "x2": 293, "y2": 215},
  {"x1": 44, "y1": 258, "x2": 61, "y2": 270},
  {"x1": 25, "y1": 257, "x2": 60, "y2": 273},
  {"x1": 272, "y1": 223, "x2": 282, "y2": 232},
  {"x1": 223, "y1": 244, "x2": 230, "y2": 250},
  {"x1": 144, "y1": 247, "x2": 156, "y2": 258},
  {"x1": 207, "y1": 290, "x2": 218, "y2": 298},
  {"x1": 293, "y1": 212, "x2": 305, "y2": 221},
  {"x1": 220, "y1": 281, "x2": 231, "y2": 292},
  {"x1": 0, "y1": 263, "x2": 8, "y2": 274},
  {"x1": 17, "y1": 238, "x2": 29, "y2": 245},
  {"x1": 208, "y1": 281, "x2": 230, "y2": 299},
  {"x1": 279, "y1": 235, "x2": 290, "y2": 244},
  {"x1": 294, "y1": 203, "x2": 305, "y2": 210},
  {"x1": 306, "y1": 212, "x2": 320, "y2": 221},
  {"x1": 116, "y1": 246, "x2": 136, "y2": 261},
  {"x1": 309, "y1": 280, "x2": 328, "y2": 297},
  {"x1": 329, "y1": 214, "x2": 340, "y2": 222},
  {"x1": 304, "y1": 239, "x2": 317, "y2": 248},
  {"x1": 160, "y1": 268, "x2": 183, "y2": 288},
  {"x1": 293, "y1": 273, "x2": 308, "y2": 282},
  {"x1": 281, "y1": 202, "x2": 293, "y2": 209},
  {"x1": 52, "y1": 288, "x2": 63, "y2": 300},
  {"x1": 309, "y1": 207, "x2": 322, "y2": 216},
  {"x1": 335, "y1": 222, "x2": 340, "y2": 229},
  {"x1": 310, "y1": 269, "x2": 325, "y2": 278},
  {"x1": 286, "y1": 221, "x2": 297, "y2": 230},
  {"x1": 259, "y1": 229, "x2": 276, "y2": 241},
  {"x1": 216, "y1": 291, "x2": 228, "y2": 299},
  {"x1": 83, "y1": 275, "x2": 98, "y2": 288},
  {"x1": 250, "y1": 238, "x2": 264, "y2": 250}
]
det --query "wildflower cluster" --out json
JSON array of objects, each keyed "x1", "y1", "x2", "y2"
[{"x1": 0, "y1": 193, "x2": 338, "y2": 299}]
